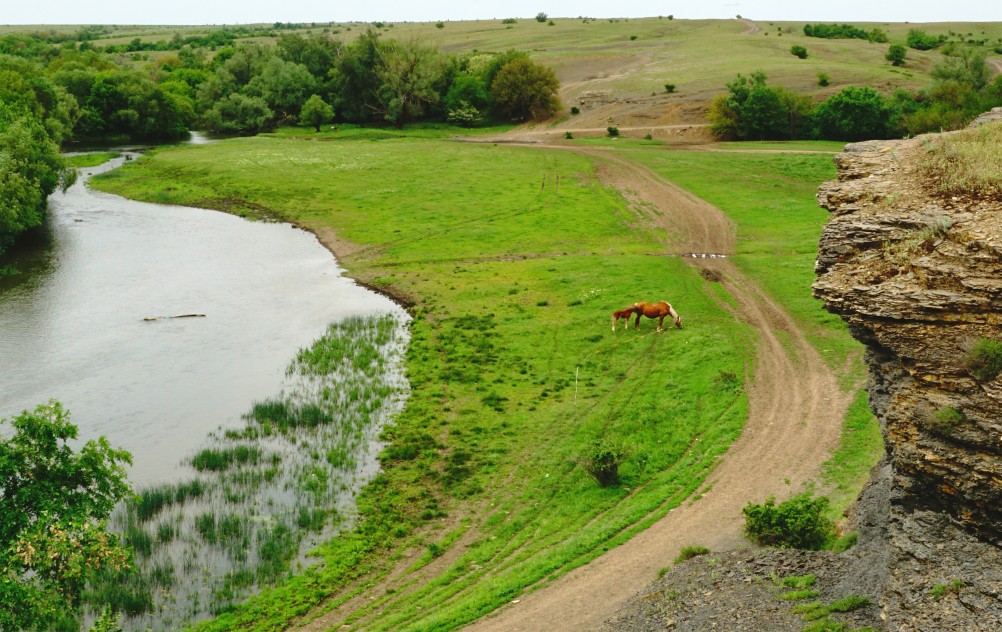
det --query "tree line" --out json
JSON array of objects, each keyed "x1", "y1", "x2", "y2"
[
  {"x1": 0, "y1": 29, "x2": 561, "y2": 253},
  {"x1": 709, "y1": 45, "x2": 1002, "y2": 141}
]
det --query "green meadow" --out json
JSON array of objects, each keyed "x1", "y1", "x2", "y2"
[{"x1": 91, "y1": 127, "x2": 875, "y2": 629}]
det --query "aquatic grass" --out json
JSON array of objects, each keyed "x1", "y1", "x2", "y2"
[
  {"x1": 104, "y1": 313, "x2": 408, "y2": 629},
  {"x1": 191, "y1": 445, "x2": 262, "y2": 472}
]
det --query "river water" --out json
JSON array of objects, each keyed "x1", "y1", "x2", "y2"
[{"x1": 0, "y1": 150, "x2": 403, "y2": 486}]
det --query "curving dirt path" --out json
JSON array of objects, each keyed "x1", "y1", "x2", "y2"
[{"x1": 464, "y1": 148, "x2": 848, "y2": 631}]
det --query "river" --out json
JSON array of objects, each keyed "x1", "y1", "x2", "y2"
[{"x1": 0, "y1": 148, "x2": 403, "y2": 486}]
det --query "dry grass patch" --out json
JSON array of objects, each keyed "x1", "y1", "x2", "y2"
[{"x1": 921, "y1": 122, "x2": 1002, "y2": 198}]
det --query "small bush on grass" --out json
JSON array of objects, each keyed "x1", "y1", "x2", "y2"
[
  {"x1": 674, "y1": 545, "x2": 711, "y2": 564},
  {"x1": 565, "y1": 131, "x2": 574, "y2": 139},
  {"x1": 817, "y1": 72, "x2": 830, "y2": 86},
  {"x1": 791, "y1": 45, "x2": 808, "y2": 59},
  {"x1": 743, "y1": 492, "x2": 833, "y2": 549},
  {"x1": 606, "y1": 126, "x2": 619, "y2": 137},
  {"x1": 577, "y1": 440, "x2": 629, "y2": 487},
  {"x1": 665, "y1": 83, "x2": 676, "y2": 93},
  {"x1": 965, "y1": 338, "x2": 1002, "y2": 381}
]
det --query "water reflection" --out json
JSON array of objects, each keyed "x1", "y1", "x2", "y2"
[{"x1": 0, "y1": 151, "x2": 404, "y2": 486}]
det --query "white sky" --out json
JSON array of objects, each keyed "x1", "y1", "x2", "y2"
[{"x1": 2, "y1": 1, "x2": 999, "y2": 26}]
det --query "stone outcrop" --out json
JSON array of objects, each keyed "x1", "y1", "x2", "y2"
[{"x1": 814, "y1": 129, "x2": 1002, "y2": 628}]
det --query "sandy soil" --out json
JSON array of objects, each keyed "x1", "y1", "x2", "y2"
[{"x1": 463, "y1": 147, "x2": 849, "y2": 631}]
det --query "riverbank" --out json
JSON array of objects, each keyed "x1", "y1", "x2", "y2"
[{"x1": 90, "y1": 127, "x2": 873, "y2": 630}]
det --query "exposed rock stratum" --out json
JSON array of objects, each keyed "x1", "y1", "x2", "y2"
[{"x1": 813, "y1": 129, "x2": 1002, "y2": 629}]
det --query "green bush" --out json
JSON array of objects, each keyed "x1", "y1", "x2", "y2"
[
  {"x1": 817, "y1": 72, "x2": 830, "y2": 87},
  {"x1": 577, "y1": 440, "x2": 629, "y2": 487},
  {"x1": 674, "y1": 545, "x2": 710, "y2": 564},
  {"x1": 664, "y1": 83, "x2": 676, "y2": 93},
  {"x1": 564, "y1": 131, "x2": 573, "y2": 139},
  {"x1": 570, "y1": 106, "x2": 580, "y2": 115},
  {"x1": 886, "y1": 43, "x2": 907, "y2": 66},
  {"x1": 606, "y1": 126, "x2": 619, "y2": 137},
  {"x1": 743, "y1": 493, "x2": 832, "y2": 549},
  {"x1": 907, "y1": 28, "x2": 942, "y2": 50},
  {"x1": 790, "y1": 45, "x2": 808, "y2": 59},
  {"x1": 965, "y1": 338, "x2": 1002, "y2": 381},
  {"x1": 535, "y1": 12, "x2": 548, "y2": 23}
]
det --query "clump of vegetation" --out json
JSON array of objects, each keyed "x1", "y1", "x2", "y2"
[
  {"x1": 790, "y1": 45, "x2": 808, "y2": 59},
  {"x1": 577, "y1": 440, "x2": 629, "y2": 487},
  {"x1": 964, "y1": 338, "x2": 1002, "y2": 381},
  {"x1": 817, "y1": 72, "x2": 830, "y2": 87},
  {"x1": 930, "y1": 578, "x2": 965, "y2": 598},
  {"x1": 564, "y1": 131, "x2": 574, "y2": 139},
  {"x1": 607, "y1": 126, "x2": 619, "y2": 137},
  {"x1": 674, "y1": 545, "x2": 711, "y2": 564},
  {"x1": 570, "y1": 106, "x2": 580, "y2": 115},
  {"x1": 927, "y1": 406, "x2": 965, "y2": 437},
  {"x1": 793, "y1": 594, "x2": 872, "y2": 622},
  {"x1": 921, "y1": 125, "x2": 1002, "y2": 198},
  {"x1": 536, "y1": 12, "x2": 548, "y2": 23},
  {"x1": 886, "y1": 43, "x2": 907, "y2": 66},
  {"x1": 664, "y1": 83, "x2": 676, "y2": 93},
  {"x1": 743, "y1": 493, "x2": 832, "y2": 549},
  {"x1": 907, "y1": 28, "x2": 944, "y2": 50}
]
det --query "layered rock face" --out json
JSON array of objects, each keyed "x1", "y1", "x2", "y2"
[{"x1": 814, "y1": 132, "x2": 1002, "y2": 628}]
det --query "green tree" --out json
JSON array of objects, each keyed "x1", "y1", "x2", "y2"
[
  {"x1": 245, "y1": 57, "x2": 316, "y2": 119},
  {"x1": 328, "y1": 29, "x2": 384, "y2": 123},
  {"x1": 204, "y1": 92, "x2": 273, "y2": 133},
  {"x1": 0, "y1": 105, "x2": 75, "y2": 254},
  {"x1": 709, "y1": 71, "x2": 796, "y2": 140},
  {"x1": 790, "y1": 45, "x2": 808, "y2": 59},
  {"x1": 299, "y1": 94, "x2": 334, "y2": 131},
  {"x1": 536, "y1": 12, "x2": 548, "y2": 23},
  {"x1": 886, "y1": 43, "x2": 907, "y2": 66},
  {"x1": 489, "y1": 56, "x2": 561, "y2": 121},
  {"x1": 0, "y1": 402, "x2": 133, "y2": 630},
  {"x1": 812, "y1": 86, "x2": 893, "y2": 141},
  {"x1": 374, "y1": 39, "x2": 448, "y2": 128},
  {"x1": 906, "y1": 28, "x2": 942, "y2": 50}
]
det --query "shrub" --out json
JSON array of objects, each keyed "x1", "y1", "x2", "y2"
[
  {"x1": 664, "y1": 83, "x2": 676, "y2": 93},
  {"x1": 965, "y1": 338, "x2": 1002, "y2": 381},
  {"x1": 674, "y1": 545, "x2": 710, "y2": 564},
  {"x1": 577, "y1": 440, "x2": 629, "y2": 487},
  {"x1": 929, "y1": 406, "x2": 965, "y2": 436},
  {"x1": 536, "y1": 12, "x2": 548, "y2": 23},
  {"x1": 886, "y1": 43, "x2": 907, "y2": 66},
  {"x1": 812, "y1": 86, "x2": 893, "y2": 141},
  {"x1": 502, "y1": 18, "x2": 517, "y2": 24},
  {"x1": 743, "y1": 493, "x2": 832, "y2": 549},
  {"x1": 570, "y1": 106, "x2": 580, "y2": 114},
  {"x1": 790, "y1": 45, "x2": 808, "y2": 59},
  {"x1": 630, "y1": 35, "x2": 638, "y2": 41},
  {"x1": 564, "y1": 131, "x2": 573, "y2": 139},
  {"x1": 817, "y1": 72, "x2": 830, "y2": 87},
  {"x1": 606, "y1": 126, "x2": 619, "y2": 136},
  {"x1": 907, "y1": 28, "x2": 942, "y2": 50}
]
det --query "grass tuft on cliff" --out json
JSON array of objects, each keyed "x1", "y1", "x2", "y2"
[{"x1": 921, "y1": 122, "x2": 1002, "y2": 198}]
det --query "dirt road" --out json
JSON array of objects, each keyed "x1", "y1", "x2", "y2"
[{"x1": 464, "y1": 148, "x2": 848, "y2": 631}]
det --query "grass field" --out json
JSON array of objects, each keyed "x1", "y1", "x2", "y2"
[{"x1": 88, "y1": 124, "x2": 878, "y2": 629}]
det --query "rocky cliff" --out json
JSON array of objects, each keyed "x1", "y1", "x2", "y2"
[{"x1": 814, "y1": 127, "x2": 1002, "y2": 629}]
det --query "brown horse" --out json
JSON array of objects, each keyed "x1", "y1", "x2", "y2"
[
  {"x1": 632, "y1": 301, "x2": 683, "y2": 331},
  {"x1": 611, "y1": 306, "x2": 639, "y2": 331}
]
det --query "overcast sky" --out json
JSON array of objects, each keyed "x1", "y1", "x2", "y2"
[{"x1": 3, "y1": 1, "x2": 1000, "y2": 26}]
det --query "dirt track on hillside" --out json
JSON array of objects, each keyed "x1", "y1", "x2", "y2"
[{"x1": 463, "y1": 148, "x2": 848, "y2": 631}]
